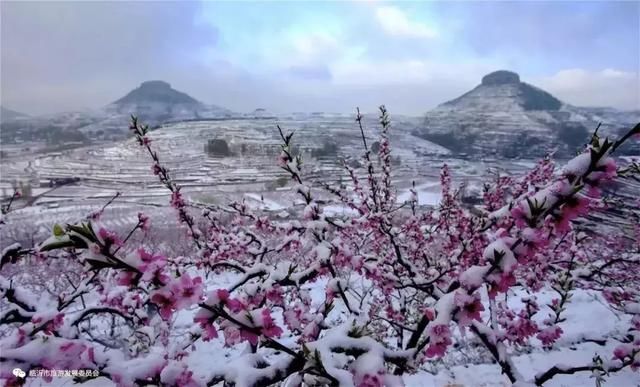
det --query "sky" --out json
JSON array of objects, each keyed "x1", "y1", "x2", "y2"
[{"x1": 1, "y1": 0, "x2": 638, "y2": 116}]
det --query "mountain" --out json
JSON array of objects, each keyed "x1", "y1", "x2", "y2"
[
  {"x1": 113, "y1": 80, "x2": 200, "y2": 106},
  {"x1": 1, "y1": 81, "x2": 237, "y2": 144},
  {"x1": 106, "y1": 80, "x2": 233, "y2": 125},
  {"x1": 0, "y1": 106, "x2": 29, "y2": 122},
  {"x1": 415, "y1": 70, "x2": 639, "y2": 158}
]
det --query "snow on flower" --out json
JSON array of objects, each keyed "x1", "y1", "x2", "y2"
[
  {"x1": 259, "y1": 309, "x2": 283, "y2": 338},
  {"x1": 536, "y1": 325, "x2": 563, "y2": 347},
  {"x1": 170, "y1": 273, "x2": 204, "y2": 309},
  {"x1": 150, "y1": 288, "x2": 177, "y2": 320},
  {"x1": 454, "y1": 291, "x2": 484, "y2": 326},
  {"x1": 98, "y1": 227, "x2": 122, "y2": 247},
  {"x1": 194, "y1": 309, "x2": 218, "y2": 341},
  {"x1": 425, "y1": 323, "x2": 452, "y2": 358}
]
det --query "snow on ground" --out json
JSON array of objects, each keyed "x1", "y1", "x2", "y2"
[
  {"x1": 323, "y1": 204, "x2": 360, "y2": 217},
  {"x1": 397, "y1": 183, "x2": 442, "y2": 206},
  {"x1": 24, "y1": 273, "x2": 637, "y2": 387},
  {"x1": 243, "y1": 193, "x2": 286, "y2": 211}
]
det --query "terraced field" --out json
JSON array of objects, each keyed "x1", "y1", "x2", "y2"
[{"x1": 2, "y1": 115, "x2": 637, "y2": 249}]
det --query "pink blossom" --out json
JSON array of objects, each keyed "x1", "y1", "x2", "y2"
[
  {"x1": 116, "y1": 271, "x2": 137, "y2": 286},
  {"x1": 240, "y1": 328, "x2": 259, "y2": 346},
  {"x1": 507, "y1": 318, "x2": 539, "y2": 344},
  {"x1": 137, "y1": 212, "x2": 150, "y2": 231},
  {"x1": 216, "y1": 289, "x2": 230, "y2": 302},
  {"x1": 138, "y1": 248, "x2": 165, "y2": 264},
  {"x1": 141, "y1": 262, "x2": 170, "y2": 285},
  {"x1": 510, "y1": 204, "x2": 530, "y2": 228},
  {"x1": 211, "y1": 289, "x2": 245, "y2": 312},
  {"x1": 302, "y1": 321, "x2": 321, "y2": 340},
  {"x1": 553, "y1": 213, "x2": 572, "y2": 234},
  {"x1": 201, "y1": 323, "x2": 218, "y2": 341},
  {"x1": 537, "y1": 325, "x2": 563, "y2": 347},
  {"x1": 425, "y1": 323, "x2": 452, "y2": 358},
  {"x1": 171, "y1": 274, "x2": 204, "y2": 308},
  {"x1": 98, "y1": 227, "x2": 121, "y2": 246},
  {"x1": 171, "y1": 191, "x2": 186, "y2": 209},
  {"x1": 150, "y1": 289, "x2": 177, "y2": 320},
  {"x1": 599, "y1": 157, "x2": 617, "y2": 180},
  {"x1": 265, "y1": 286, "x2": 284, "y2": 304},
  {"x1": 565, "y1": 195, "x2": 590, "y2": 216},
  {"x1": 632, "y1": 316, "x2": 640, "y2": 331},
  {"x1": 424, "y1": 308, "x2": 435, "y2": 321},
  {"x1": 194, "y1": 311, "x2": 218, "y2": 341},
  {"x1": 515, "y1": 228, "x2": 548, "y2": 259},
  {"x1": 356, "y1": 374, "x2": 384, "y2": 387},
  {"x1": 454, "y1": 292, "x2": 484, "y2": 326},
  {"x1": 260, "y1": 309, "x2": 283, "y2": 338},
  {"x1": 173, "y1": 369, "x2": 198, "y2": 387},
  {"x1": 32, "y1": 313, "x2": 64, "y2": 335},
  {"x1": 488, "y1": 272, "x2": 516, "y2": 299},
  {"x1": 283, "y1": 309, "x2": 302, "y2": 331},
  {"x1": 222, "y1": 326, "x2": 242, "y2": 346},
  {"x1": 613, "y1": 344, "x2": 633, "y2": 360},
  {"x1": 277, "y1": 151, "x2": 289, "y2": 168}
]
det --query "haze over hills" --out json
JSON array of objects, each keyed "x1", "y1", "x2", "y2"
[
  {"x1": 1, "y1": 73, "x2": 638, "y2": 157},
  {"x1": 0, "y1": 106, "x2": 29, "y2": 123},
  {"x1": 106, "y1": 80, "x2": 233, "y2": 123},
  {"x1": 415, "y1": 70, "x2": 639, "y2": 157},
  {"x1": 0, "y1": 81, "x2": 237, "y2": 144}
]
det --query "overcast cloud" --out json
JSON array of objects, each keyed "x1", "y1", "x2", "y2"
[{"x1": 1, "y1": 1, "x2": 638, "y2": 115}]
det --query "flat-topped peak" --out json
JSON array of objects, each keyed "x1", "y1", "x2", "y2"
[
  {"x1": 112, "y1": 80, "x2": 200, "y2": 106},
  {"x1": 481, "y1": 70, "x2": 520, "y2": 86},
  {"x1": 139, "y1": 80, "x2": 172, "y2": 90}
]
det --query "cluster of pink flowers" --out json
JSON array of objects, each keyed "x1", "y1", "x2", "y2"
[
  {"x1": 31, "y1": 313, "x2": 64, "y2": 335},
  {"x1": 425, "y1": 323, "x2": 452, "y2": 358},
  {"x1": 536, "y1": 325, "x2": 563, "y2": 347},
  {"x1": 454, "y1": 291, "x2": 484, "y2": 327},
  {"x1": 150, "y1": 273, "x2": 203, "y2": 320},
  {"x1": 98, "y1": 227, "x2": 122, "y2": 247}
]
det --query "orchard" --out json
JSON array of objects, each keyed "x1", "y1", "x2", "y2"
[{"x1": 1, "y1": 108, "x2": 639, "y2": 387}]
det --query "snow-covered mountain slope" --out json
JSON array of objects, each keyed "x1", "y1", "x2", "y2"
[
  {"x1": 106, "y1": 80, "x2": 233, "y2": 124},
  {"x1": 416, "y1": 70, "x2": 639, "y2": 158},
  {"x1": 0, "y1": 81, "x2": 237, "y2": 144},
  {"x1": 0, "y1": 106, "x2": 29, "y2": 123}
]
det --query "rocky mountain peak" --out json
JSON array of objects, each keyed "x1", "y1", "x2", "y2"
[
  {"x1": 139, "y1": 80, "x2": 172, "y2": 90},
  {"x1": 440, "y1": 70, "x2": 561, "y2": 112},
  {"x1": 112, "y1": 80, "x2": 201, "y2": 106},
  {"x1": 481, "y1": 70, "x2": 520, "y2": 86},
  {"x1": 417, "y1": 70, "x2": 624, "y2": 157}
]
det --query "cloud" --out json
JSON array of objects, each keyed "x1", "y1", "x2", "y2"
[
  {"x1": 535, "y1": 69, "x2": 639, "y2": 110},
  {"x1": 1, "y1": 1, "x2": 216, "y2": 114},
  {"x1": 330, "y1": 58, "x2": 499, "y2": 86},
  {"x1": 375, "y1": 6, "x2": 438, "y2": 39},
  {"x1": 0, "y1": 1, "x2": 636, "y2": 116},
  {"x1": 285, "y1": 65, "x2": 333, "y2": 81}
]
